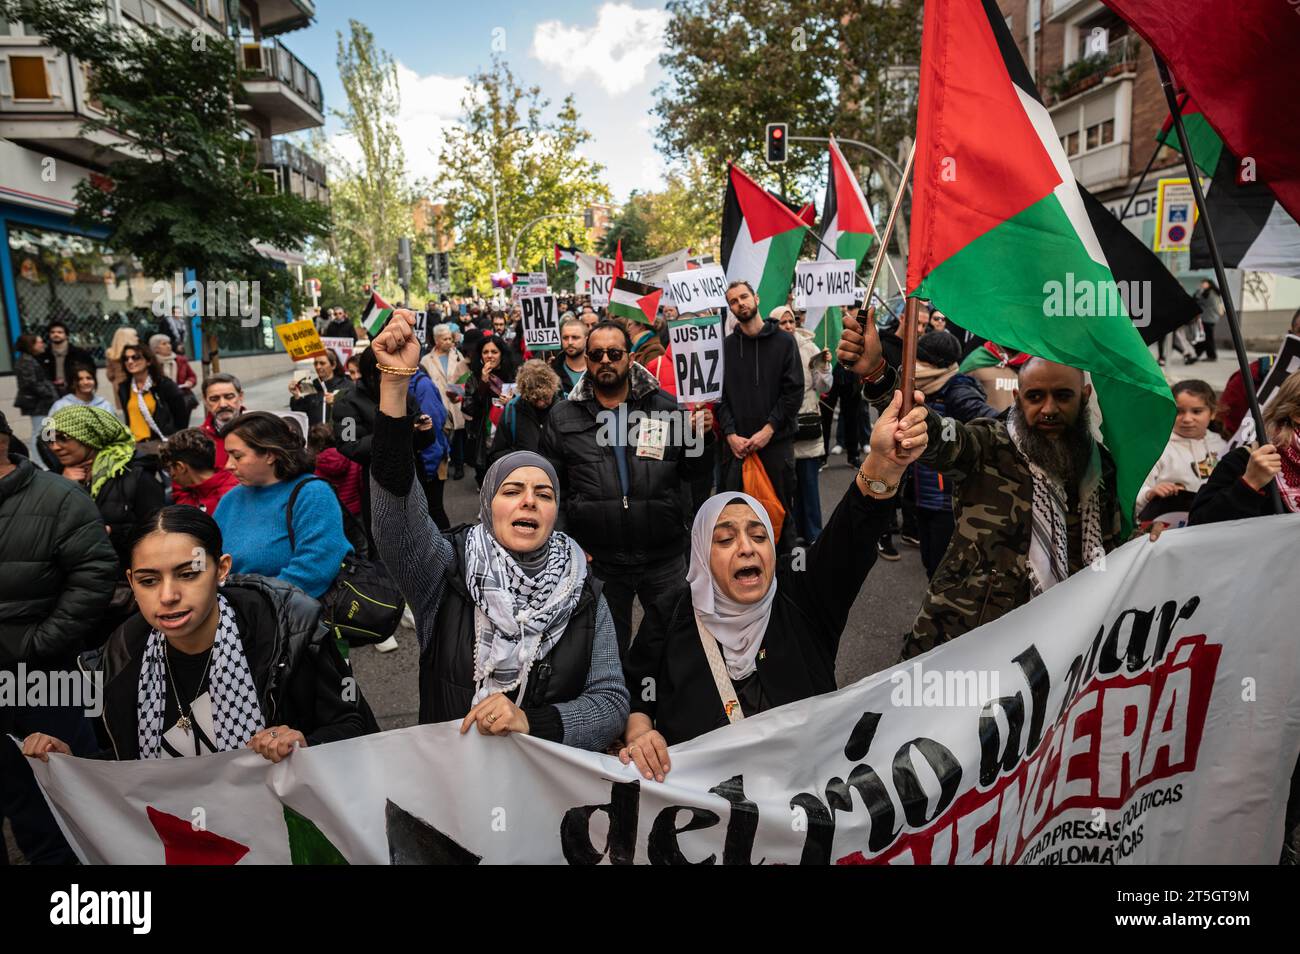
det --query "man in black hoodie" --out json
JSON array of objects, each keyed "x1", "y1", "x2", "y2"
[{"x1": 718, "y1": 281, "x2": 804, "y2": 553}]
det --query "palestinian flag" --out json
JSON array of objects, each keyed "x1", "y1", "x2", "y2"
[
  {"x1": 1191, "y1": 147, "x2": 1300, "y2": 278},
  {"x1": 1156, "y1": 93, "x2": 1223, "y2": 178},
  {"x1": 908, "y1": 0, "x2": 1173, "y2": 527},
  {"x1": 608, "y1": 277, "x2": 662, "y2": 326},
  {"x1": 554, "y1": 245, "x2": 579, "y2": 271},
  {"x1": 1104, "y1": 0, "x2": 1300, "y2": 224},
  {"x1": 721, "y1": 163, "x2": 810, "y2": 310},
  {"x1": 360, "y1": 291, "x2": 393, "y2": 337},
  {"x1": 805, "y1": 136, "x2": 878, "y2": 356}
]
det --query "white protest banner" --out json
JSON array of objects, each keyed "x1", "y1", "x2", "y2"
[
  {"x1": 28, "y1": 515, "x2": 1300, "y2": 864},
  {"x1": 577, "y1": 249, "x2": 689, "y2": 306},
  {"x1": 320, "y1": 337, "x2": 356, "y2": 365},
  {"x1": 520, "y1": 293, "x2": 561, "y2": 351},
  {"x1": 664, "y1": 264, "x2": 728, "y2": 313},
  {"x1": 511, "y1": 272, "x2": 548, "y2": 301},
  {"x1": 669, "y1": 315, "x2": 724, "y2": 404},
  {"x1": 793, "y1": 259, "x2": 858, "y2": 310}
]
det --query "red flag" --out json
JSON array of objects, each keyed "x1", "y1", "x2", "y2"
[
  {"x1": 1102, "y1": 0, "x2": 1300, "y2": 222},
  {"x1": 796, "y1": 202, "x2": 816, "y2": 227},
  {"x1": 613, "y1": 239, "x2": 625, "y2": 281}
]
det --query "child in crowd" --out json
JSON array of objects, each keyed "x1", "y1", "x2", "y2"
[
  {"x1": 308, "y1": 422, "x2": 362, "y2": 517},
  {"x1": 1136, "y1": 379, "x2": 1228, "y2": 529}
]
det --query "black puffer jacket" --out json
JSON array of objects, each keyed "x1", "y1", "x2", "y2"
[
  {"x1": 84, "y1": 574, "x2": 380, "y2": 760},
  {"x1": 116, "y1": 374, "x2": 189, "y2": 437},
  {"x1": 14, "y1": 352, "x2": 58, "y2": 416},
  {"x1": 541, "y1": 361, "x2": 713, "y2": 566},
  {"x1": 0, "y1": 457, "x2": 118, "y2": 668},
  {"x1": 94, "y1": 453, "x2": 166, "y2": 573}
]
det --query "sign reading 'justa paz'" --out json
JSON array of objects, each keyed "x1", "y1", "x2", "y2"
[
  {"x1": 521, "y1": 293, "x2": 560, "y2": 351},
  {"x1": 793, "y1": 259, "x2": 859, "y2": 310},
  {"x1": 669, "y1": 314, "x2": 724, "y2": 404}
]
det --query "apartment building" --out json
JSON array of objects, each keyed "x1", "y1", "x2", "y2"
[
  {"x1": 998, "y1": 0, "x2": 1298, "y2": 334},
  {"x1": 0, "y1": 0, "x2": 328, "y2": 375}
]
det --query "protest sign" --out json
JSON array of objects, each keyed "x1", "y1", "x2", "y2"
[
  {"x1": 411, "y1": 309, "x2": 430, "y2": 346},
  {"x1": 664, "y1": 264, "x2": 728, "y2": 312},
  {"x1": 577, "y1": 249, "x2": 689, "y2": 305},
  {"x1": 29, "y1": 515, "x2": 1300, "y2": 865},
  {"x1": 274, "y1": 319, "x2": 325, "y2": 361},
  {"x1": 669, "y1": 314, "x2": 724, "y2": 404},
  {"x1": 320, "y1": 337, "x2": 356, "y2": 365},
  {"x1": 512, "y1": 272, "x2": 548, "y2": 301},
  {"x1": 520, "y1": 293, "x2": 561, "y2": 351},
  {"x1": 793, "y1": 259, "x2": 859, "y2": 310}
]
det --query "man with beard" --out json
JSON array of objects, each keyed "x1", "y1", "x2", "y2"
[
  {"x1": 39, "y1": 321, "x2": 94, "y2": 396},
  {"x1": 199, "y1": 373, "x2": 246, "y2": 470},
  {"x1": 838, "y1": 316, "x2": 1124, "y2": 657},
  {"x1": 718, "y1": 281, "x2": 804, "y2": 553},
  {"x1": 550, "y1": 317, "x2": 588, "y2": 392},
  {"x1": 541, "y1": 321, "x2": 714, "y2": 656}
]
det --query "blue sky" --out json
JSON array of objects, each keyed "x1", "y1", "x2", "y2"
[{"x1": 286, "y1": 1, "x2": 672, "y2": 200}]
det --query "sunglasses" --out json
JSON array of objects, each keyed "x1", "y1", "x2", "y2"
[
  {"x1": 587, "y1": 348, "x2": 626, "y2": 363},
  {"x1": 123, "y1": 352, "x2": 144, "y2": 363}
]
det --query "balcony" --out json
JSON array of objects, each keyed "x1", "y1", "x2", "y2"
[
  {"x1": 1044, "y1": 33, "x2": 1141, "y2": 106},
  {"x1": 0, "y1": 42, "x2": 136, "y2": 166},
  {"x1": 256, "y1": 0, "x2": 316, "y2": 37},
  {"x1": 257, "y1": 137, "x2": 329, "y2": 204},
  {"x1": 240, "y1": 37, "x2": 323, "y2": 135}
]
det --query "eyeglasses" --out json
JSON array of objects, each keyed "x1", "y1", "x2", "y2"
[
  {"x1": 587, "y1": 348, "x2": 626, "y2": 363},
  {"x1": 123, "y1": 352, "x2": 144, "y2": 363}
]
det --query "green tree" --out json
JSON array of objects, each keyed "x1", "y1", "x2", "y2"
[
  {"x1": 3, "y1": 0, "x2": 330, "y2": 368},
  {"x1": 656, "y1": 0, "x2": 922, "y2": 225},
  {"x1": 321, "y1": 20, "x2": 422, "y2": 303},
  {"x1": 434, "y1": 58, "x2": 611, "y2": 292},
  {"x1": 598, "y1": 193, "x2": 653, "y2": 259}
]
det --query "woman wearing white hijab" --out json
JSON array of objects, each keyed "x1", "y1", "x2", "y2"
[
  {"x1": 620, "y1": 388, "x2": 929, "y2": 780},
  {"x1": 366, "y1": 311, "x2": 628, "y2": 751}
]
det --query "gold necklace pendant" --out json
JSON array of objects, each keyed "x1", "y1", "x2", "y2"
[{"x1": 176, "y1": 714, "x2": 192, "y2": 734}]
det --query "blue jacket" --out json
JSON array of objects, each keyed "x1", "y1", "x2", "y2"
[
  {"x1": 409, "y1": 370, "x2": 449, "y2": 478},
  {"x1": 914, "y1": 373, "x2": 1000, "y2": 512}
]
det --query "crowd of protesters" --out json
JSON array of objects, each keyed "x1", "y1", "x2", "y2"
[{"x1": 5, "y1": 288, "x2": 1300, "y2": 866}]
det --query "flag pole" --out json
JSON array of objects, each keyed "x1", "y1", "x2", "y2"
[
  {"x1": 862, "y1": 140, "x2": 916, "y2": 312},
  {"x1": 900, "y1": 296, "x2": 920, "y2": 416},
  {"x1": 1155, "y1": 54, "x2": 1282, "y2": 514},
  {"x1": 1118, "y1": 134, "x2": 1167, "y2": 221}
]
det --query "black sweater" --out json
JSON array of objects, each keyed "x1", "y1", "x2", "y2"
[
  {"x1": 718, "y1": 319, "x2": 804, "y2": 445},
  {"x1": 86, "y1": 574, "x2": 378, "y2": 760},
  {"x1": 625, "y1": 479, "x2": 894, "y2": 745},
  {"x1": 1187, "y1": 446, "x2": 1280, "y2": 524}
]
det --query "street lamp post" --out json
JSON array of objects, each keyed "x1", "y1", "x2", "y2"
[
  {"x1": 787, "y1": 135, "x2": 912, "y2": 200},
  {"x1": 508, "y1": 211, "x2": 586, "y2": 271}
]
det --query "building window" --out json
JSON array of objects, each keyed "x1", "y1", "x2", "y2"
[
  {"x1": 1061, "y1": 131, "x2": 1080, "y2": 156},
  {"x1": 1084, "y1": 118, "x2": 1115, "y2": 151},
  {"x1": 8, "y1": 55, "x2": 50, "y2": 100}
]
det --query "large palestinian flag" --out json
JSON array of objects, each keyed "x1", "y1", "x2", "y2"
[
  {"x1": 720, "y1": 163, "x2": 810, "y2": 311},
  {"x1": 554, "y1": 245, "x2": 579, "y2": 271},
  {"x1": 608, "y1": 277, "x2": 663, "y2": 326},
  {"x1": 908, "y1": 0, "x2": 1173, "y2": 526},
  {"x1": 360, "y1": 291, "x2": 394, "y2": 337},
  {"x1": 1191, "y1": 146, "x2": 1300, "y2": 279},
  {"x1": 805, "y1": 137, "x2": 877, "y2": 355}
]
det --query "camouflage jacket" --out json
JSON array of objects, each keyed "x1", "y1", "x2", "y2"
[{"x1": 862, "y1": 368, "x2": 1124, "y2": 658}]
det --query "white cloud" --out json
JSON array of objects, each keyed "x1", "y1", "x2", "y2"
[
  {"x1": 329, "y1": 63, "x2": 472, "y2": 189},
  {"x1": 530, "y1": 3, "x2": 669, "y2": 96}
]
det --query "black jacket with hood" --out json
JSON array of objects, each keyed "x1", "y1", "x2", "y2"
[
  {"x1": 82, "y1": 574, "x2": 379, "y2": 760},
  {"x1": 541, "y1": 361, "x2": 713, "y2": 566},
  {"x1": 718, "y1": 319, "x2": 804, "y2": 445}
]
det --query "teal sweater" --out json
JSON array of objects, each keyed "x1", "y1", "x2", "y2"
[{"x1": 213, "y1": 476, "x2": 351, "y2": 599}]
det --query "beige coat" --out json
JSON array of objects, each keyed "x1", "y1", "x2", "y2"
[
  {"x1": 420, "y1": 346, "x2": 469, "y2": 430},
  {"x1": 794, "y1": 327, "x2": 832, "y2": 461}
]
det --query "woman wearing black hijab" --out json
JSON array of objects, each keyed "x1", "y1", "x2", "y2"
[{"x1": 366, "y1": 311, "x2": 627, "y2": 750}]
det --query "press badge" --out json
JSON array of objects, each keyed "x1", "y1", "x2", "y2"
[{"x1": 635, "y1": 417, "x2": 668, "y2": 459}]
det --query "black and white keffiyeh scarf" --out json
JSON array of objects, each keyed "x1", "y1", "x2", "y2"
[
  {"x1": 1007, "y1": 414, "x2": 1105, "y2": 597},
  {"x1": 137, "y1": 594, "x2": 265, "y2": 759},
  {"x1": 463, "y1": 523, "x2": 587, "y2": 706}
]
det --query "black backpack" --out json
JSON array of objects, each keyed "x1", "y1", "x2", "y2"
[{"x1": 286, "y1": 477, "x2": 405, "y2": 646}]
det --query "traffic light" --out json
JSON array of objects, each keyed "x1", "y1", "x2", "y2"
[{"x1": 766, "y1": 122, "x2": 788, "y2": 164}]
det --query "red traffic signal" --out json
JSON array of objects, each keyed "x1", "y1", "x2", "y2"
[{"x1": 766, "y1": 122, "x2": 788, "y2": 164}]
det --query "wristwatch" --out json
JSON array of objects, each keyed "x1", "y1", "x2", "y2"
[{"x1": 858, "y1": 469, "x2": 898, "y2": 498}]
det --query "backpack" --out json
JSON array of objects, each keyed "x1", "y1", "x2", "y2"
[{"x1": 286, "y1": 477, "x2": 405, "y2": 646}]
